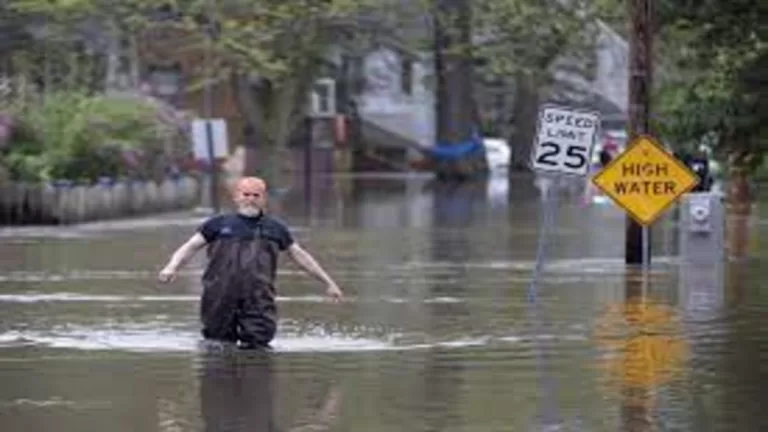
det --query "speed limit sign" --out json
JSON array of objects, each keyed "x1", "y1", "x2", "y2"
[{"x1": 530, "y1": 105, "x2": 601, "y2": 177}]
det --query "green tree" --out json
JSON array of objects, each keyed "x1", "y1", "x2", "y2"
[
  {"x1": 654, "y1": 1, "x2": 768, "y2": 175},
  {"x1": 6, "y1": 0, "x2": 616, "y2": 180},
  {"x1": 7, "y1": 0, "x2": 377, "y2": 180},
  {"x1": 471, "y1": 0, "x2": 605, "y2": 170},
  {"x1": 384, "y1": 0, "x2": 608, "y2": 175},
  {"x1": 430, "y1": 0, "x2": 488, "y2": 180},
  {"x1": 1, "y1": 1, "x2": 193, "y2": 182},
  {"x1": 5, "y1": 0, "x2": 143, "y2": 93}
]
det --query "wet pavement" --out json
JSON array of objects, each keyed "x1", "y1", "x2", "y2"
[{"x1": 0, "y1": 173, "x2": 766, "y2": 431}]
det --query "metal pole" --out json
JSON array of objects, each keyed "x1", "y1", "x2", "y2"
[
  {"x1": 203, "y1": 0, "x2": 220, "y2": 213},
  {"x1": 642, "y1": 225, "x2": 650, "y2": 294},
  {"x1": 527, "y1": 175, "x2": 561, "y2": 427},
  {"x1": 527, "y1": 176, "x2": 557, "y2": 303},
  {"x1": 625, "y1": 0, "x2": 654, "y2": 265}
]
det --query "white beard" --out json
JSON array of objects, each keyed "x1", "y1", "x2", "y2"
[{"x1": 237, "y1": 206, "x2": 261, "y2": 217}]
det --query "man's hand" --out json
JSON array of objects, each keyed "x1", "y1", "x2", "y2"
[
  {"x1": 158, "y1": 266, "x2": 177, "y2": 283},
  {"x1": 287, "y1": 243, "x2": 344, "y2": 303},
  {"x1": 157, "y1": 233, "x2": 207, "y2": 285},
  {"x1": 325, "y1": 282, "x2": 344, "y2": 302}
]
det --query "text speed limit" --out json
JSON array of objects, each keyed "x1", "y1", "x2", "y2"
[{"x1": 530, "y1": 105, "x2": 600, "y2": 177}]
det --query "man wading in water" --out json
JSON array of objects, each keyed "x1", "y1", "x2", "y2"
[{"x1": 158, "y1": 176, "x2": 344, "y2": 349}]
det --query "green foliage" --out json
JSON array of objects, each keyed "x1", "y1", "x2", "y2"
[
  {"x1": 1, "y1": 0, "x2": 385, "y2": 182},
  {"x1": 592, "y1": 0, "x2": 626, "y2": 36},
  {"x1": 472, "y1": 0, "x2": 602, "y2": 83},
  {"x1": 1, "y1": 91, "x2": 191, "y2": 183},
  {"x1": 0, "y1": 1, "x2": 204, "y2": 183},
  {"x1": 119, "y1": 0, "x2": 382, "y2": 85},
  {"x1": 379, "y1": 0, "x2": 604, "y2": 91},
  {"x1": 653, "y1": 1, "x2": 768, "y2": 173},
  {"x1": 1, "y1": 0, "x2": 615, "y2": 174},
  {"x1": 2, "y1": 0, "x2": 130, "y2": 94}
]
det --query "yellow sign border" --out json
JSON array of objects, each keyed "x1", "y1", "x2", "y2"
[{"x1": 591, "y1": 134, "x2": 700, "y2": 226}]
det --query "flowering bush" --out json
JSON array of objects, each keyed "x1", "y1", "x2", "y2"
[{"x1": 0, "y1": 90, "x2": 197, "y2": 184}]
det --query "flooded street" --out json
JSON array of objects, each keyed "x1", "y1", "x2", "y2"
[{"x1": 0, "y1": 173, "x2": 767, "y2": 431}]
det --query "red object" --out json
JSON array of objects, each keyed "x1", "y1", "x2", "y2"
[
  {"x1": 603, "y1": 136, "x2": 618, "y2": 154},
  {"x1": 334, "y1": 115, "x2": 347, "y2": 146},
  {"x1": 409, "y1": 157, "x2": 433, "y2": 171}
]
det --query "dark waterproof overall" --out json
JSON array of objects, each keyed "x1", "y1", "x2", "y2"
[{"x1": 199, "y1": 225, "x2": 280, "y2": 348}]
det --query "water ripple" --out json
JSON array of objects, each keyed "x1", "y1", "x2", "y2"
[
  {"x1": 0, "y1": 398, "x2": 112, "y2": 409},
  {"x1": 0, "y1": 324, "x2": 587, "y2": 354},
  {"x1": 0, "y1": 292, "x2": 465, "y2": 305},
  {"x1": 396, "y1": 256, "x2": 679, "y2": 274}
]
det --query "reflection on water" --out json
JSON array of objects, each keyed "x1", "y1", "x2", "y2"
[
  {"x1": 1, "y1": 173, "x2": 768, "y2": 431},
  {"x1": 594, "y1": 269, "x2": 689, "y2": 431},
  {"x1": 198, "y1": 346, "x2": 341, "y2": 432},
  {"x1": 595, "y1": 275, "x2": 688, "y2": 390}
]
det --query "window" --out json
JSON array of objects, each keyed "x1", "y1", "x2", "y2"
[
  {"x1": 148, "y1": 66, "x2": 180, "y2": 96},
  {"x1": 311, "y1": 78, "x2": 336, "y2": 116},
  {"x1": 145, "y1": 64, "x2": 182, "y2": 106}
]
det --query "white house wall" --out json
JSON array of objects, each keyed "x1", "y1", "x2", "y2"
[
  {"x1": 592, "y1": 21, "x2": 629, "y2": 114},
  {"x1": 357, "y1": 47, "x2": 435, "y2": 149},
  {"x1": 547, "y1": 21, "x2": 629, "y2": 117}
]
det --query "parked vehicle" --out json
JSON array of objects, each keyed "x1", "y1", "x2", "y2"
[{"x1": 483, "y1": 137, "x2": 511, "y2": 172}]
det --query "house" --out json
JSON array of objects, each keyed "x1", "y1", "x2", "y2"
[
  {"x1": 308, "y1": 43, "x2": 436, "y2": 171},
  {"x1": 305, "y1": 18, "x2": 629, "y2": 171}
]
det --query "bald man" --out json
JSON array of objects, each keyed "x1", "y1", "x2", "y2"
[{"x1": 158, "y1": 176, "x2": 343, "y2": 349}]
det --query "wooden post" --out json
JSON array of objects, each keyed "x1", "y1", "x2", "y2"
[{"x1": 625, "y1": 0, "x2": 654, "y2": 265}]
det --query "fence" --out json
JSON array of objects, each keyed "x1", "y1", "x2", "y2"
[{"x1": 0, "y1": 176, "x2": 201, "y2": 225}]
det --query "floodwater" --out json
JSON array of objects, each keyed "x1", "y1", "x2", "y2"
[{"x1": 0, "y1": 172, "x2": 766, "y2": 431}]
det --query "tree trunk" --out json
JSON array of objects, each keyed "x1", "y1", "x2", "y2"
[
  {"x1": 232, "y1": 73, "x2": 269, "y2": 177},
  {"x1": 508, "y1": 73, "x2": 540, "y2": 171},
  {"x1": 725, "y1": 163, "x2": 753, "y2": 260},
  {"x1": 726, "y1": 164, "x2": 753, "y2": 216},
  {"x1": 232, "y1": 71, "x2": 311, "y2": 185},
  {"x1": 104, "y1": 23, "x2": 121, "y2": 92},
  {"x1": 433, "y1": 0, "x2": 488, "y2": 181}
]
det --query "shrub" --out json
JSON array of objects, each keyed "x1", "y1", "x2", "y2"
[{"x1": 0, "y1": 90, "x2": 194, "y2": 183}]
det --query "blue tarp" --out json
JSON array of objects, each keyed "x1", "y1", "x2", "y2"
[{"x1": 428, "y1": 129, "x2": 484, "y2": 161}]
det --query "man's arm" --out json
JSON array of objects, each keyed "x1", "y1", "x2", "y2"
[
  {"x1": 158, "y1": 233, "x2": 208, "y2": 283},
  {"x1": 286, "y1": 243, "x2": 343, "y2": 301}
]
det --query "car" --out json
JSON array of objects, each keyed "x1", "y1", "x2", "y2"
[{"x1": 483, "y1": 137, "x2": 511, "y2": 172}]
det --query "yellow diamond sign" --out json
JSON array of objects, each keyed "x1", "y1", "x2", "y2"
[{"x1": 592, "y1": 135, "x2": 700, "y2": 226}]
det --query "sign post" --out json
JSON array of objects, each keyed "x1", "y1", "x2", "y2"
[
  {"x1": 592, "y1": 135, "x2": 700, "y2": 286},
  {"x1": 528, "y1": 104, "x2": 601, "y2": 301},
  {"x1": 527, "y1": 104, "x2": 600, "y2": 428}
]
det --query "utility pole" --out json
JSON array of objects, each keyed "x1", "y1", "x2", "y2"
[
  {"x1": 623, "y1": 1, "x2": 654, "y2": 426},
  {"x1": 202, "y1": 0, "x2": 220, "y2": 213},
  {"x1": 625, "y1": 0, "x2": 653, "y2": 265}
]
